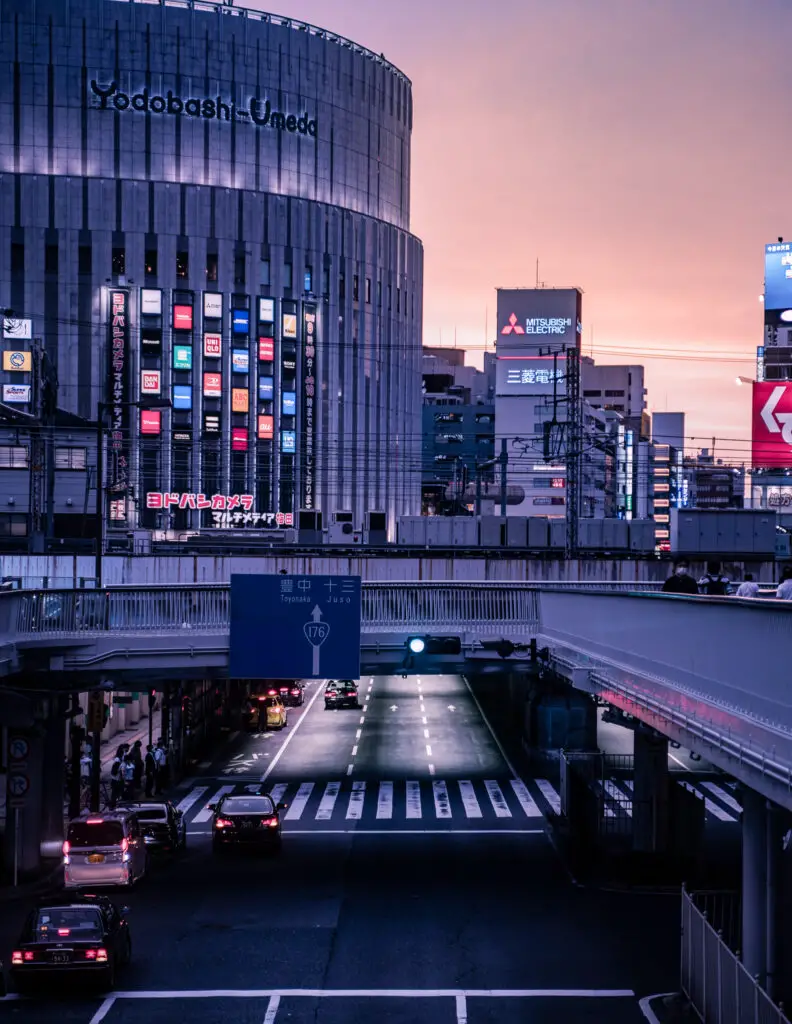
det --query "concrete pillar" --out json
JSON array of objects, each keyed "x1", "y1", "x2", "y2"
[
  {"x1": 766, "y1": 800, "x2": 783, "y2": 999},
  {"x1": 741, "y1": 787, "x2": 767, "y2": 983},
  {"x1": 128, "y1": 696, "x2": 140, "y2": 726},
  {"x1": 632, "y1": 729, "x2": 669, "y2": 853},
  {"x1": 4, "y1": 726, "x2": 44, "y2": 881},
  {"x1": 40, "y1": 698, "x2": 66, "y2": 859}
]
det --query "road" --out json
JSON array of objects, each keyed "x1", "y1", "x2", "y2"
[{"x1": 1, "y1": 673, "x2": 688, "y2": 1023}]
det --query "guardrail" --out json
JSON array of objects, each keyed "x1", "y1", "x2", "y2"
[{"x1": 681, "y1": 887, "x2": 790, "y2": 1024}]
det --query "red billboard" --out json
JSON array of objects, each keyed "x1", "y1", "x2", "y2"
[
  {"x1": 173, "y1": 304, "x2": 193, "y2": 330},
  {"x1": 140, "y1": 409, "x2": 161, "y2": 435},
  {"x1": 259, "y1": 337, "x2": 274, "y2": 361},
  {"x1": 752, "y1": 382, "x2": 792, "y2": 467}
]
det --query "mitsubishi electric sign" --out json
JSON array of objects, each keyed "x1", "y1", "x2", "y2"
[
  {"x1": 752, "y1": 382, "x2": 792, "y2": 468},
  {"x1": 496, "y1": 288, "x2": 582, "y2": 348}
]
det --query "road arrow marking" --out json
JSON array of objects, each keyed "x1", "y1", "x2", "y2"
[
  {"x1": 390, "y1": 705, "x2": 398, "y2": 711},
  {"x1": 448, "y1": 705, "x2": 456, "y2": 711}
]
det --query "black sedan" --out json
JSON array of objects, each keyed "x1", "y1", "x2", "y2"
[
  {"x1": 116, "y1": 799, "x2": 186, "y2": 854},
  {"x1": 261, "y1": 681, "x2": 305, "y2": 707},
  {"x1": 210, "y1": 793, "x2": 286, "y2": 855},
  {"x1": 10, "y1": 894, "x2": 131, "y2": 994},
  {"x1": 325, "y1": 679, "x2": 360, "y2": 709}
]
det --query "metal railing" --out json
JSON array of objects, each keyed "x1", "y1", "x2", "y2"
[{"x1": 681, "y1": 887, "x2": 790, "y2": 1024}]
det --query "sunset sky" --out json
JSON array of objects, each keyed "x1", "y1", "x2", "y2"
[{"x1": 249, "y1": 0, "x2": 792, "y2": 463}]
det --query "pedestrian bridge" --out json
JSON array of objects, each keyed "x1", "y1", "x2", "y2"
[{"x1": 1, "y1": 581, "x2": 791, "y2": 812}]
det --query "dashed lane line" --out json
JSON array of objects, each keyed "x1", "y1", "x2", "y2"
[{"x1": 426, "y1": 744, "x2": 433, "y2": 757}]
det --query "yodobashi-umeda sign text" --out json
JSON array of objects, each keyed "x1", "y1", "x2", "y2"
[
  {"x1": 90, "y1": 81, "x2": 318, "y2": 137},
  {"x1": 496, "y1": 288, "x2": 583, "y2": 347},
  {"x1": 752, "y1": 381, "x2": 792, "y2": 468},
  {"x1": 146, "y1": 492, "x2": 293, "y2": 529}
]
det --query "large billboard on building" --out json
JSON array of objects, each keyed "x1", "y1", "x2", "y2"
[
  {"x1": 495, "y1": 355, "x2": 567, "y2": 395},
  {"x1": 764, "y1": 242, "x2": 792, "y2": 314},
  {"x1": 496, "y1": 288, "x2": 582, "y2": 347},
  {"x1": 107, "y1": 288, "x2": 130, "y2": 511},
  {"x1": 752, "y1": 381, "x2": 792, "y2": 468}
]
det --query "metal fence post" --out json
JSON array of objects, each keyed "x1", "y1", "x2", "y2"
[
  {"x1": 702, "y1": 911, "x2": 708, "y2": 1019},
  {"x1": 717, "y1": 929, "x2": 723, "y2": 1024},
  {"x1": 735, "y1": 951, "x2": 741, "y2": 1023}
]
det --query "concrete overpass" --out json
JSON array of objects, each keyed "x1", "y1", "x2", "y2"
[{"x1": 2, "y1": 581, "x2": 792, "y2": 813}]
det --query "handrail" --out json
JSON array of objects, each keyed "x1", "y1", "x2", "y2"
[{"x1": 104, "y1": 0, "x2": 412, "y2": 85}]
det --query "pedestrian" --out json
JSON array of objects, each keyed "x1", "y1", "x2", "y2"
[
  {"x1": 661, "y1": 559, "x2": 698, "y2": 595},
  {"x1": 144, "y1": 744, "x2": 156, "y2": 797},
  {"x1": 776, "y1": 566, "x2": 792, "y2": 600},
  {"x1": 130, "y1": 740, "x2": 144, "y2": 790},
  {"x1": 120, "y1": 754, "x2": 136, "y2": 799},
  {"x1": 698, "y1": 561, "x2": 731, "y2": 596},
  {"x1": 109, "y1": 747, "x2": 124, "y2": 807},
  {"x1": 153, "y1": 740, "x2": 168, "y2": 795},
  {"x1": 735, "y1": 573, "x2": 760, "y2": 598}
]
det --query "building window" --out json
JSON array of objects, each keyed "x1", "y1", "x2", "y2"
[
  {"x1": 206, "y1": 252, "x2": 218, "y2": 283},
  {"x1": 0, "y1": 445, "x2": 29, "y2": 468},
  {"x1": 78, "y1": 245, "x2": 92, "y2": 274},
  {"x1": 339, "y1": 275, "x2": 345, "y2": 301},
  {"x1": 322, "y1": 267, "x2": 330, "y2": 296},
  {"x1": 111, "y1": 247, "x2": 126, "y2": 276},
  {"x1": 0, "y1": 514, "x2": 28, "y2": 537},
  {"x1": 10, "y1": 242, "x2": 24, "y2": 273},
  {"x1": 54, "y1": 447, "x2": 87, "y2": 470},
  {"x1": 176, "y1": 250, "x2": 189, "y2": 279},
  {"x1": 234, "y1": 254, "x2": 246, "y2": 285},
  {"x1": 259, "y1": 258, "x2": 270, "y2": 286},
  {"x1": 145, "y1": 249, "x2": 158, "y2": 276},
  {"x1": 45, "y1": 244, "x2": 59, "y2": 275},
  {"x1": 304, "y1": 266, "x2": 313, "y2": 292},
  {"x1": 583, "y1": 390, "x2": 601, "y2": 398},
  {"x1": 282, "y1": 262, "x2": 292, "y2": 290},
  {"x1": 365, "y1": 277, "x2": 372, "y2": 304},
  {"x1": 353, "y1": 275, "x2": 359, "y2": 302},
  {"x1": 605, "y1": 389, "x2": 625, "y2": 397}
]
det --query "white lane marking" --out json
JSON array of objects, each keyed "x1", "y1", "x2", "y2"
[
  {"x1": 428, "y1": 764, "x2": 436, "y2": 776},
  {"x1": 268, "y1": 784, "x2": 288, "y2": 805},
  {"x1": 423, "y1": 729, "x2": 430, "y2": 739},
  {"x1": 365, "y1": 695, "x2": 370, "y2": 702},
  {"x1": 535, "y1": 780, "x2": 561, "y2": 815},
  {"x1": 420, "y1": 705, "x2": 426, "y2": 713},
  {"x1": 359, "y1": 716, "x2": 365, "y2": 724},
  {"x1": 285, "y1": 782, "x2": 315, "y2": 820},
  {"x1": 458, "y1": 781, "x2": 482, "y2": 818},
  {"x1": 422, "y1": 717, "x2": 427, "y2": 724},
  {"x1": 346, "y1": 764, "x2": 354, "y2": 776},
  {"x1": 605, "y1": 781, "x2": 632, "y2": 817},
  {"x1": 461, "y1": 675, "x2": 520, "y2": 778},
  {"x1": 433, "y1": 780, "x2": 452, "y2": 818},
  {"x1": 639, "y1": 992, "x2": 677, "y2": 1023},
  {"x1": 284, "y1": 830, "x2": 547, "y2": 836},
  {"x1": 263, "y1": 993, "x2": 280, "y2": 1024},
  {"x1": 346, "y1": 781, "x2": 366, "y2": 819},
  {"x1": 193, "y1": 785, "x2": 235, "y2": 823},
  {"x1": 426, "y1": 744, "x2": 433, "y2": 757},
  {"x1": 175, "y1": 786, "x2": 208, "y2": 815},
  {"x1": 406, "y1": 780, "x2": 422, "y2": 818},
  {"x1": 355, "y1": 729, "x2": 362, "y2": 740},
  {"x1": 701, "y1": 782, "x2": 743, "y2": 815},
  {"x1": 89, "y1": 995, "x2": 117, "y2": 1024},
  {"x1": 679, "y1": 781, "x2": 736, "y2": 822},
  {"x1": 456, "y1": 992, "x2": 467, "y2": 1024},
  {"x1": 187, "y1": 830, "x2": 211, "y2": 835},
  {"x1": 351, "y1": 745, "x2": 358, "y2": 756},
  {"x1": 362, "y1": 705, "x2": 368, "y2": 714},
  {"x1": 510, "y1": 779, "x2": 542, "y2": 818},
  {"x1": 484, "y1": 781, "x2": 512, "y2": 818},
  {"x1": 376, "y1": 782, "x2": 393, "y2": 819},
  {"x1": 260, "y1": 679, "x2": 326, "y2": 784},
  {"x1": 105, "y1": 986, "x2": 633, "y2": 997},
  {"x1": 316, "y1": 782, "x2": 341, "y2": 820},
  {"x1": 669, "y1": 753, "x2": 691, "y2": 771}
]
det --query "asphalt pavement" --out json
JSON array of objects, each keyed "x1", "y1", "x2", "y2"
[{"x1": 0, "y1": 674, "x2": 688, "y2": 1023}]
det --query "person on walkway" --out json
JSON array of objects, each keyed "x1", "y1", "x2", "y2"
[
  {"x1": 698, "y1": 561, "x2": 731, "y2": 595},
  {"x1": 120, "y1": 754, "x2": 136, "y2": 799},
  {"x1": 776, "y1": 566, "x2": 792, "y2": 599},
  {"x1": 144, "y1": 744, "x2": 156, "y2": 797},
  {"x1": 661, "y1": 559, "x2": 698, "y2": 595},
  {"x1": 130, "y1": 740, "x2": 144, "y2": 790},
  {"x1": 109, "y1": 747, "x2": 125, "y2": 807},
  {"x1": 735, "y1": 573, "x2": 760, "y2": 598},
  {"x1": 153, "y1": 740, "x2": 168, "y2": 795}
]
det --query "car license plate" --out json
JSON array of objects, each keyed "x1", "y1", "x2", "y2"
[
  {"x1": 87, "y1": 853, "x2": 105, "y2": 863},
  {"x1": 51, "y1": 952, "x2": 71, "y2": 964}
]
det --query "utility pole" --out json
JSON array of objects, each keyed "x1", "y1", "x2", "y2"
[
  {"x1": 565, "y1": 344, "x2": 581, "y2": 559},
  {"x1": 499, "y1": 438, "x2": 508, "y2": 517}
]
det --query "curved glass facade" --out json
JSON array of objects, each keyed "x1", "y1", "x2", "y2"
[{"x1": 0, "y1": 0, "x2": 423, "y2": 535}]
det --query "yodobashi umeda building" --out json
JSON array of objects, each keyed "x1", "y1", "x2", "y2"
[{"x1": 0, "y1": 0, "x2": 423, "y2": 538}]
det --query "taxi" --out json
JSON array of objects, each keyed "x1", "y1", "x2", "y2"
[{"x1": 250, "y1": 695, "x2": 288, "y2": 730}]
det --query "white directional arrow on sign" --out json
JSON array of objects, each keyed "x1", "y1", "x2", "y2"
[
  {"x1": 761, "y1": 386, "x2": 784, "y2": 433},
  {"x1": 303, "y1": 605, "x2": 330, "y2": 676}
]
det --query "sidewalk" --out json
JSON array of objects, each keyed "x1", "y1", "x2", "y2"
[{"x1": 98, "y1": 718, "x2": 153, "y2": 777}]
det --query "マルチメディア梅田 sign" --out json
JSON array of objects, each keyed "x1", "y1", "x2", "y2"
[{"x1": 90, "y1": 81, "x2": 317, "y2": 137}]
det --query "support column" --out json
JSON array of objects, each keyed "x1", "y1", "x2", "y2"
[
  {"x1": 741, "y1": 787, "x2": 767, "y2": 983},
  {"x1": 632, "y1": 729, "x2": 669, "y2": 853},
  {"x1": 39, "y1": 697, "x2": 66, "y2": 859},
  {"x1": 766, "y1": 800, "x2": 782, "y2": 1000}
]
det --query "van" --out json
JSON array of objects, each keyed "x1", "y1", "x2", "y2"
[{"x1": 63, "y1": 813, "x2": 148, "y2": 890}]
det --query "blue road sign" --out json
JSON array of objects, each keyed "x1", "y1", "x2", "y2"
[{"x1": 229, "y1": 574, "x2": 362, "y2": 679}]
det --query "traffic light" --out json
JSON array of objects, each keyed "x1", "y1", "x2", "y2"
[
  {"x1": 87, "y1": 692, "x2": 106, "y2": 733},
  {"x1": 405, "y1": 636, "x2": 462, "y2": 656}
]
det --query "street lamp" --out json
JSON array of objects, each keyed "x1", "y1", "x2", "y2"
[{"x1": 95, "y1": 398, "x2": 171, "y2": 586}]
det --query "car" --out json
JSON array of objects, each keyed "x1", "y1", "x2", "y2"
[
  {"x1": 247, "y1": 694, "x2": 288, "y2": 730},
  {"x1": 115, "y1": 800, "x2": 186, "y2": 854},
  {"x1": 10, "y1": 893, "x2": 132, "y2": 994},
  {"x1": 325, "y1": 679, "x2": 360, "y2": 709},
  {"x1": 261, "y1": 681, "x2": 305, "y2": 707},
  {"x1": 63, "y1": 813, "x2": 148, "y2": 890},
  {"x1": 209, "y1": 793, "x2": 286, "y2": 855}
]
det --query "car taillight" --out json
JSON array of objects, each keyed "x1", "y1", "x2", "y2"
[
  {"x1": 291, "y1": 689, "x2": 300, "y2": 695},
  {"x1": 11, "y1": 951, "x2": 23, "y2": 965},
  {"x1": 57, "y1": 928, "x2": 71, "y2": 937},
  {"x1": 267, "y1": 689, "x2": 277, "y2": 696},
  {"x1": 85, "y1": 949, "x2": 97, "y2": 959},
  {"x1": 62, "y1": 839, "x2": 70, "y2": 863},
  {"x1": 96, "y1": 948, "x2": 108, "y2": 962},
  {"x1": 121, "y1": 837, "x2": 129, "y2": 853},
  {"x1": 23, "y1": 951, "x2": 34, "y2": 962},
  {"x1": 215, "y1": 818, "x2": 233, "y2": 829},
  {"x1": 261, "y1": 817, "x2": 278, "y2": 828},
  {"x1": 86, "y1": 818, "x2": 104, "y2": 824}
]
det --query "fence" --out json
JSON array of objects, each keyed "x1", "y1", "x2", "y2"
[{"x1": 681, "y1": 887, "x2": 790, "y2": 1024}]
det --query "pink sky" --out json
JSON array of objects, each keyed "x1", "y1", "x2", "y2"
[{"x1": 249, "y1": 0, "x2": 792, "y2": 462}]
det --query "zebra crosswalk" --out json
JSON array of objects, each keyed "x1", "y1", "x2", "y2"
[{"x1": 177, "y1": 775, "x2": 745, "y2": 832}]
